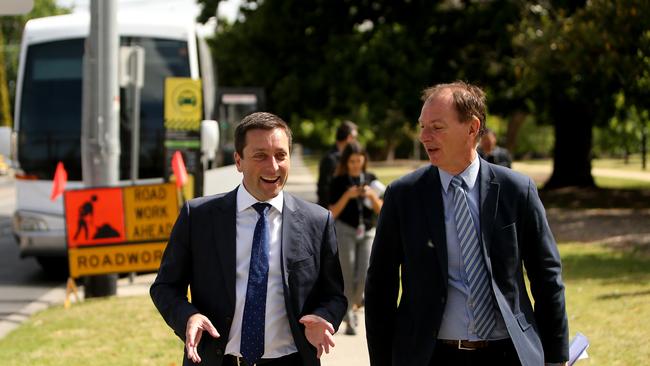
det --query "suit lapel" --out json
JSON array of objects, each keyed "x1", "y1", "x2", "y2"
[
  {"x1": 422, "y1": 166, "x2": 448, "y2": 283},
  {"x1": 280, "y1": 193, "x2": 306, "y2": 282},
  {"x1": 479, "y1": 159, "x2": 499, "y2": 260},
  {"x1": 211, "y1": 188, "x2": 238, "y2": 310}
]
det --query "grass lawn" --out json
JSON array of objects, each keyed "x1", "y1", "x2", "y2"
[
  {"x1": 592, "y1": 155, "x2": 648, "y2": 171},
  {"x1": 0, "y1": 243, "x2": 647, "y2": 365},
  {"x1": 560, "y1": 243, "x2": 650, "y2": 365},
  {"x1": 593, "y1": 176, "x2": 650, "y2": 189},
  {"x1": 519, "y1": 156, "x2": 649, "y2": 172},
  {"x1": 0, "y1": 296, "x2": 183, "y2": 366}
]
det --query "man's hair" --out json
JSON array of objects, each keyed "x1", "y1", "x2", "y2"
[
  {"x1": 421, "y1": 81, "x2": 487, "y2": 138},
  {"x1": 234, "y1": 112, "x2": 293, "y2": 157},
  {"x1": 335, "y1": 120, "x2": 358, "y2": 142}
]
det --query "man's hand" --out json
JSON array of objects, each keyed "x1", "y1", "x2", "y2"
[
  {"x1": 299, "y1": 314, "x2": 336, "y2": 358},
  {"x1": 185, "y1": 313, "x2": 220, "y2": 363}
]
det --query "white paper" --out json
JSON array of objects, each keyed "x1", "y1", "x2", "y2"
[{"x1": 568, "y1": 332, "x2": 590, "y2": 366}]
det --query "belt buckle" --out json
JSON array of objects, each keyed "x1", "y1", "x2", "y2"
[
  {"x1": 457, "y1": 340, "x2": 477, "y2": 351},
  {"x1": 235, "y1": 356, "x2": 254, "y2": 366}
]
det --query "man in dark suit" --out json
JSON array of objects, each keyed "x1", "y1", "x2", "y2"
[
  {"x1": 478, "y1": 128, "x2": 513, "y2": 168},
  {"x1": 317, "y1": 121, "x2": 358, "y2": 208},
  {"x1": 365, "y1": 82, "x2": 568, "y2": 366},
  {"x1": 151, "y1": 112, "x2": 347, "y2": 366}
]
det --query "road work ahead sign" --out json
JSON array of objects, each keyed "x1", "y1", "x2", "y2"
[{"x1": 64, "y1": 183, "x2": 178, "y2": 278}]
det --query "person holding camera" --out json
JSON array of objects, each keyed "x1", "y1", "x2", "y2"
[{"x1": 328, "y1": 141, "x2": 384, "y2": 335}]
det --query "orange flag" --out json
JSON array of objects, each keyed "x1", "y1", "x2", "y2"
[
  {"x1": 171, "y1": 151, "x2": 188, "y2": 188},
  {"x1": 50, "y1": 161, "x2": 68, "y2": 201}
]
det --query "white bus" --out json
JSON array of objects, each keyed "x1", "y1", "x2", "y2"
[{"x1": 10, "y1": 12, "x2": 222, "y2": 274}]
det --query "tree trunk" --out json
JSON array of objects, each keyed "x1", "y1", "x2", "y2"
[
  {"x1": 385, "y1": 139, "x2": 396, "y2": 162},
  {"x1": 544, "y1": 102, "x2": 595, "y2": 189},
  {"x1": 642, "y1": 123, "x2": 647, "y2": 170},
  {"x1": 505, "y1": 110, "x2": 527, "y2": 153}
]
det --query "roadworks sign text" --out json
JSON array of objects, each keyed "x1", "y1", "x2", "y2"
[{"x1": 68, "y1": 242, "x2": 166, "y2": 278}]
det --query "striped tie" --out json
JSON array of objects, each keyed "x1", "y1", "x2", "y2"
[{"x1": 450, "y1": 176, "x2": 496, "y2": 338}]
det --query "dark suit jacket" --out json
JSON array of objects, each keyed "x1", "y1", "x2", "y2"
[
  {"x1": 365, "y1": 159, "x2": 568, "y2": 366},
  {"x1": 151, "y1": 188, "x2": 347, "y2": 366},
  {"x1": 317, "y1": 146, "x2": 340, "y2": 208},
  {"x1": 479, "y1": 146, "x2": 513, "y2": 168}
]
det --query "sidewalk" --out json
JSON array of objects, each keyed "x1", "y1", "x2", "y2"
[
  {"x1": 1, "y1": 148, "x2": 370, "y2": 365},
  {"x1": 286, "y1": 148, "x2": 370, "y2": 365}
]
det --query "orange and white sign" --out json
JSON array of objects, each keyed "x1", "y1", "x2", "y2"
[{"x1": 64, "y1": 187, "x2": 126, "y2": 248}]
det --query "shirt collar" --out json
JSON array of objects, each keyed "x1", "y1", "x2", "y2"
[
  {"x1": 439, "y1": 156, "x2": 480, "y2": 194},
  {"x1": 236, "y1": 183, "x2": 284, "y2": 213}
]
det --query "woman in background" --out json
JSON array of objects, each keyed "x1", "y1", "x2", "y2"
[{"x1": 329, "y1": 141, "x2": 384, "y2": 335}]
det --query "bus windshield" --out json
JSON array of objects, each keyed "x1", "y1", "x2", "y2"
[{"x1": 17, "y1": 37, "x2": 191, "y2": 180}]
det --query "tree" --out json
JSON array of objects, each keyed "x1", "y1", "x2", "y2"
[
  {"x1": 201, "y1": 0, "x2": 524, "y2": 159},
  {"x1": 512, "y1": 0, "x2": 650, "y2": 188},
  {"x1": 0, "y1": 0, "x2": 69, "y2": 126},
  {"x1": 0, "y1": 29, "x2": 12, "y2": 126}
]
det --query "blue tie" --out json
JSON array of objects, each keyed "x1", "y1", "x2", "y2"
[
  {"x1": 450, "y1": 176, "x2": 496, "y2": 338},
  {"x1": 241, "y1": 202, "x2": 271, "y2": 364}
]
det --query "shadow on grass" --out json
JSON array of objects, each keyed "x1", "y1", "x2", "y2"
[
  {"x1": 540, "y1": 187, "x2": 650, "y2": 209},
  {"x1": 596, "y1": 289, "x2": 650, "y2": 300},
  {"x1": 561, "y1": 250, "x2": 650, "y2": 283}
]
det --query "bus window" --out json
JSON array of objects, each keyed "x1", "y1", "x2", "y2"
[
  {"x1": 18, "y1": 39, "x2": 84, "y2": 180},
  {"x1": 119, "y1": 37, "x2": 190, "y2": 179}
]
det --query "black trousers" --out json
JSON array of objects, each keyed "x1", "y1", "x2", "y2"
[
  {"x1": 222, "y1": 352, "x2": 302, "y2": 366},
  {"x1": 429, "y1": 339, "x2": 521, "y2": 366}
]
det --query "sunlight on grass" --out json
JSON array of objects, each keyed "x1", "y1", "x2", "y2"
[
  {"x1": 560, "y1": 242, "x2": 650, "y2": 365},
  {"x1": 593, "y1": 176, "x2": 650, "y2": 189},
  {"x1": 0, "y1": 296, "x2": 183, "y2": 366},
  {"x1": 592, "y1": 155, "x2": 648, "y2": 171}
]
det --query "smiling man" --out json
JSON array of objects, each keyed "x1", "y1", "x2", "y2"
[
  {"x1": 365, "y1": 82, "x2": 568, "y2": 366},
  {"x1": 151, "y1": 112, "x2": 347, "y2": 366}
]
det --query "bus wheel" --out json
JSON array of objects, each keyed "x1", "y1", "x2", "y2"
[{"x1": 36, "y1": 257, "x2": 69, "y2": 279}]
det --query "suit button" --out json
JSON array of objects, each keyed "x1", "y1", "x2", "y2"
[
  {"x1": 215, "y1": 349, "x2": 223, "y2": 356},
  {"x1": 225, "y1": 317, "x2": 232, "y2": 323},
  {"x1": 441, "y1": 297, "x2": 445, "y2": 304}
]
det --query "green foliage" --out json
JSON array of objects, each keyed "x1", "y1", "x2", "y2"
[
  {"x1": 206, "y1": 0, "x2": 523, "y2": 158},
  {"x1": 0, "y1": 0, "x2": 70, "y2": 126},
  {"x1": 199, "y1": 0, "x2": 650, "y2": 179},
  {"x1": 512, "y1": 0, "x2": 650, "y2": 125},
  {"x1": 513, "y1": 117, "x2": 555, "y2": 159},
  {"x1": 196, "y1": 0, "x2": 221, "y2": 24},
  {"x1": 508, "y1": 0, "x2": 650, "y2": 187}
]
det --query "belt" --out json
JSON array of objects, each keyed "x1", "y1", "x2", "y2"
[
  {"x1": 223, "y1": 353, "x2": 299, "y2": 366},
  {"x1": 438, "y1": 339, "x2": 493, "y2": 350}
]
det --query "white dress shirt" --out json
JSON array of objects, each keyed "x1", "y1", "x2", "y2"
[{"x1": 225, "y1": 184, "x2": 297, "y2": 358}]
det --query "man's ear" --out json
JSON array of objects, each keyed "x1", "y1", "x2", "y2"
[
  {"x1": 234, "y1": 152, "x2": 243, "y2": 172},
  {"x1": 469, "y1": 116, "x2": 480, "y2": 137}
]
